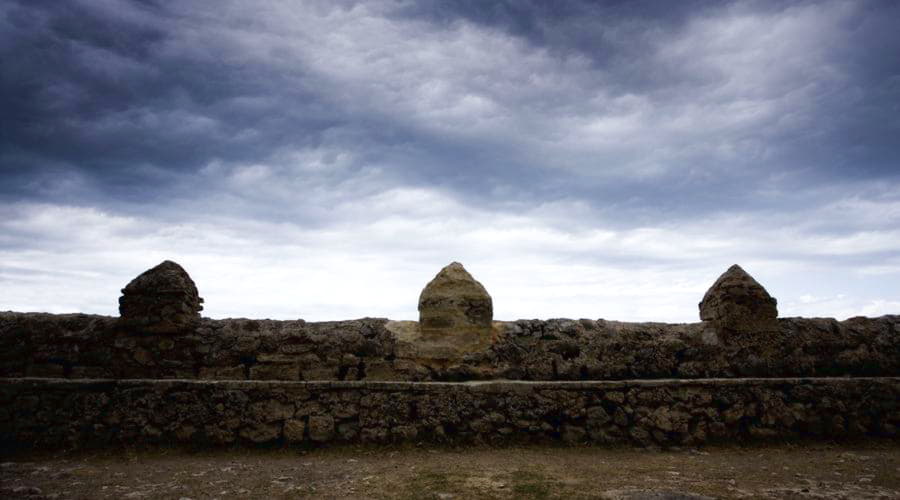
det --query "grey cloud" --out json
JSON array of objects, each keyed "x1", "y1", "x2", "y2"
[
  {"x1": 1, "y1": 0, "x2": 898, "y2": 229},
  {"x1": 1, "y1": 1, "x2": 346, "y2": 200},
  {"x1": 399, "y1": 0, "x2": 900, "y2": 178}
]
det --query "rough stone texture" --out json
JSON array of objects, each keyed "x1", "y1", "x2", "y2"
[
  {"x1": 699, "y1": 264, "x2": 778, "y2": 334},
  {"x1": 1, "y1": 312, "x2": 898, "y2": 381},
  {"x1": 1, "y1": 378, "x2": 897, "y2": 448},
  {"x1": 308, "y1": 415, "x2": 335, "y2": 442},
  {"x1": 118, "y1": 261, "x2": 204, "y2": 334},
  {"x1": 418, "y1": 262, "x2": 492, "y2": 339},
  {"x1": 283, "y1": 418, "x2": 306, "y2": 442}
]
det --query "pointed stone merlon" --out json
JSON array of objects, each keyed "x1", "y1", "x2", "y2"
[
  {"x1": 118, "y1": 260, "x2": 204, "y2": 334},
  {"x1": 699, "y1": 264, "x2": 778, "y2": 333},
  {"x1": 418, "y1": 262, "x2": 493, "y2": 339}
]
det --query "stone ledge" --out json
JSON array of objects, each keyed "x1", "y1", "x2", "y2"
[
  {"x1": 3, "y1": 312, "x2": 898, "y2": 381},
  {"x1": 4, "y1": 375, "x2": 900, "y2": 390}
]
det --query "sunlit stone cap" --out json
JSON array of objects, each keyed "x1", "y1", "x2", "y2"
[
  {"x1": 699, "y1": 264, "x2": 777, "y2": 333},
  {"x1": 418, "y1": 262, "x2": 492, "y2": 337},
  {"x1": 119, "y1": 260, "x2": 204, "y2": 334}
]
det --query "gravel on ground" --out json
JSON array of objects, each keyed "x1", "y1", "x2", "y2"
[{"x1": 2, "y1": 440, "x2": 899, "y2": 499}]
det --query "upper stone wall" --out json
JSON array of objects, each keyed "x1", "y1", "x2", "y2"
[
  {"x1": 1, "y1": 260, "x2": 897, "y2": 381},
  {"x1": 2, "y1": 312, "x2": 897, "y2": 381}
]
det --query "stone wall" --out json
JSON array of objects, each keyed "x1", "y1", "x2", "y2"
[
  {"x1": 2, "y1": 377, "x2": 898, "y2": 448},
  {"x1": 3, "y1": 261, "x2": 898, "y2": 449},
  {"x1": 1, "y1": 312, "x2": 898, "y2": 381}
]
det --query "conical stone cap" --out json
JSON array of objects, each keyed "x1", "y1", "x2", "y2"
[
  {"x1": 418, "y1": 262, "x2": 492, "y2": 337},
  {"x1": 699, "y1": 264, "x2": 777, "y2": 332},
  {"x1": 119, "y1": 260, "x2": 204, "y2": 334}
]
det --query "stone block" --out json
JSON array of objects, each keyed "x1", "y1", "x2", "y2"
[
  {"x1": 118, "y1": 260, "x2": 204, "y2": 334},
  {"x1": 69, "y1": 366, "x2": 112, "y2": 379},
  {"x1": 302, "y1": 367, "x2": 337, "y2": 381},
  {"x1": 250, "y1": 363, "x2": 299, "y2": 380},
  {"x1": 198, "y1": 365, "x2": 246, "y2": 380},
  {"x1": 249, "y1": 399, "x2": 294, "y2": 423},
  {"x1": 699, "y1": 264, "x2": 778, "y2": 333},
  {"x1": 308, "y1": 415, "x2": 334, "y2": 442},
  {"x1": 363, "y1": 360, "x2": 401, "y2": 381},
  {"x1": 418, "y1": 262, "x2": 492, "y2": 338},
  {"x1": 284, "y1": 419, "x2": 306, "y2": 443},
  {"x1": 239, "y1": 423, "x2": 280, "y2": 443},
  {"x1": 26, "y1": 363, "x2": 66, "y2": 378}
]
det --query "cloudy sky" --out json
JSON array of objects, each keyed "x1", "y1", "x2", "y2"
[{"x1": 2, "y1": 0, "x2": 899, "y2": 322}]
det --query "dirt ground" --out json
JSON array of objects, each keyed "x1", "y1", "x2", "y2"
[{"x1": 2, "y1": 441, "x2": 899, "y2": 499}]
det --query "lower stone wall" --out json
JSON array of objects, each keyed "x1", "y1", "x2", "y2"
[{"x1": 2, "y1": 377, "x2": 898, "y2": 448}]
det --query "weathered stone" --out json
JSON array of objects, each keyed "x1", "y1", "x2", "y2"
[
  {"x1": 239, "y1": 423, "x2": 280, "y2": 443},
  {"x1": 391, "y1": 262, "x2": 496, "y2": 365},
  {"x1": 198, "y1": 365, "x2": 245, "y2": 380},
  {"x1": 699, "y1": 264, "x2": 778, "y2": 333},
  {"x1": 133, "y1": 348, "x2": 153, "y2": 366},
  {"x1": 418, "y1": 262, "x2": 492, "y2": 338},
  {"x1": 3, "y1": 378, "x2": 900, "y2": 447},
  {"x1": 69, "y1": 366, "x2": 111, "y2": 379},
  {"x1": 302, "y1": 367, "x2": 337, "y2": 381},
  {"x1": 250, "y1": 364, "x2": 299, "y2": 381},
  {"x1": 248, "y1": 399, "x2": 294, "y2": 422},
  {"x1": 604, "y1": 391, "x2": 626, "y2": 404},
  {"x1": 391, "y1": 425, "x2": 418, "y2": 441},
  {"x1": 204, "y1": 425, "x2": 235, "y2": 444},
  {"x1": 650, "y1": 407, "x2": 689, "y2": 434},
  {"x1": 628, "y1": 426, "x2": 653, "y2": 445},
  {"x1": 586, "y1": 406, "x2": 611, "y2": 427},
  {"x1": 174, "y1": 424, "x2": 196, "y2": 441},
  {"x1": 561, "y1": 424, "x2": 587, "y2": 443},
  {"x1": 308, "y1": 415, "x2": 334, "y2": 442},
  {"x1": 337, "y1": 421, "x2": 359, "y2": 440},
  {"x1": 256, "y1": 354, "x2": 297, "y2": 364},
  {"x1": 118, "y1": 260, "x2": 204, "y2": 334},
  {"x1": 283, "y1": 419, "x2": 306, "y2": 442},
  {"x1": 295, "y1": 400, "x2": 323, "y2": 417},
  {"x1": 363, "y1": 360, "x2": 401, "y2": 381},
  {"x1": 613, "y1": 408, "x2": 629, "y2": 426},
  {"x1": 25, "y1": 363, "x2": 65, "y2": 378}
]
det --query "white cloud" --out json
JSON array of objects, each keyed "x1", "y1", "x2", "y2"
[
  {"x1": 781, "y1": 294, "x2": 900, "y2": 320},
  {"x1": 2, "y1": 186, "x2": 898, "y2": 322}
]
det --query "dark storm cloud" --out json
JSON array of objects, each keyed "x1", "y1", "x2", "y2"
[
  {"x1": 0, "y1": 1, "x2": 347, "y2": 202},
  {"x1": 403, "y1": 0, "x2": 900, "y2": 177},
  {"x1": 1, "y1": 0, "x2": 899, "y2": 222},
  {"x1": 397, "y1": 0, "x2": 712, "y2": 69},
  {"x1": 2, "y1": 1, "x2": 556, "y2": 218}
]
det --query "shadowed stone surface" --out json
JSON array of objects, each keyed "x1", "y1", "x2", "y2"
[
  {"x1": 418, "y1": 262, "x2": 492, "y2": 339},
  {"x1": 1, "y1": 377, "x2": 898, "y2": 448},
  {"x1": 699, "y1": 264, "x2": 778, "y2": 334},
  {"x1": 118, "y1": 260, "x2": 204, "y2": 334}
]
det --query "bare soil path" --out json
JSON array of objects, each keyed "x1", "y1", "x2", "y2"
[{"x1": 2, "y1": 441, "x2": 899, "y2": 499}]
